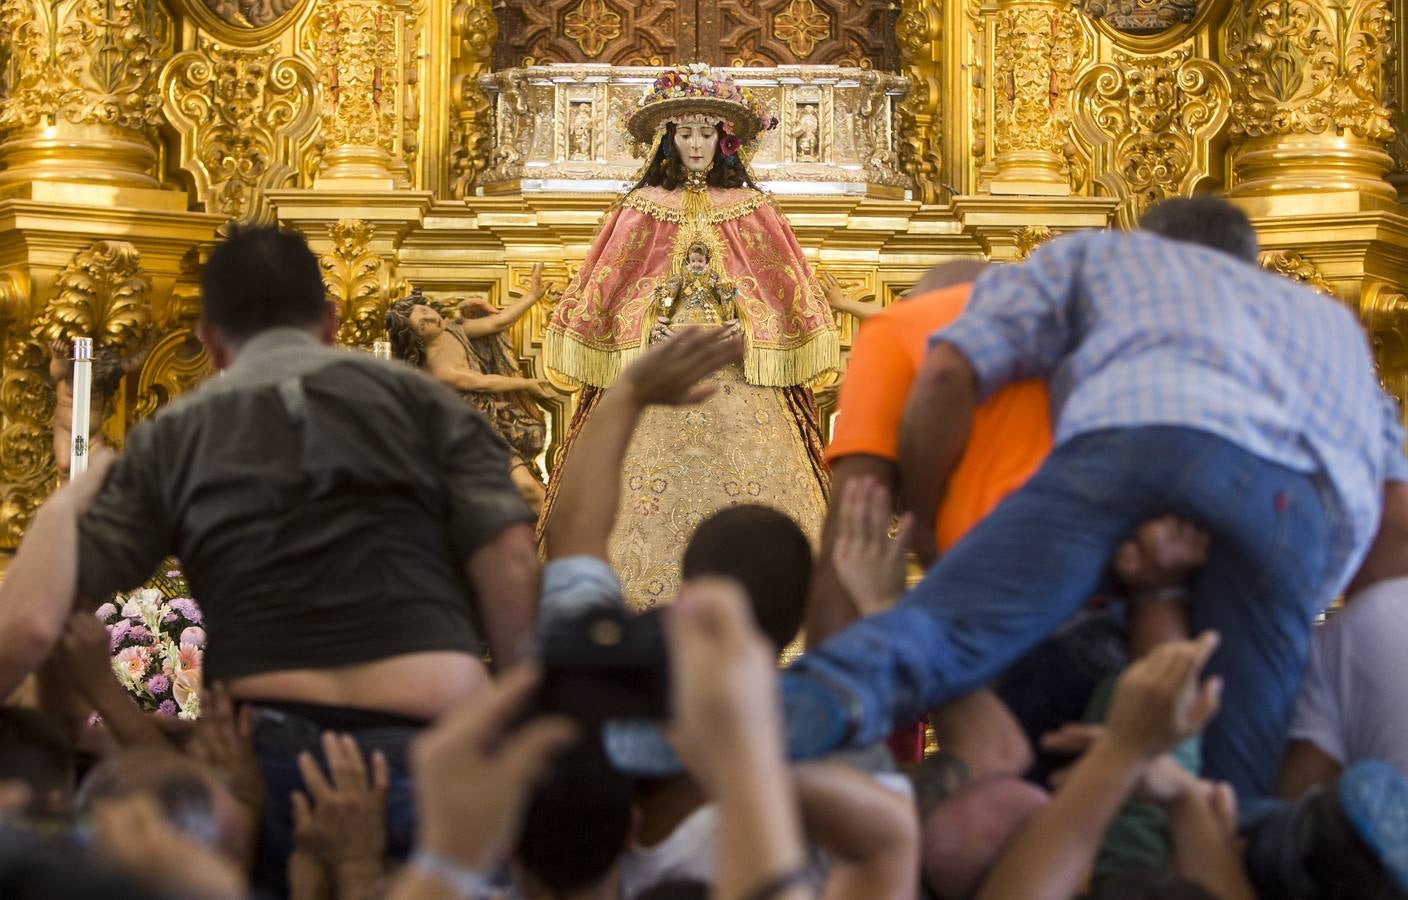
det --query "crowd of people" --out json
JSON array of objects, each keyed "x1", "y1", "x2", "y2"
[{"x1": 0, "y1": 195, "x2": 1406, "y2": 900}]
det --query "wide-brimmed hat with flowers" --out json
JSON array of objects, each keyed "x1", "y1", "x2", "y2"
[{"x1": 628, "y1": 63, "x2": 779, "y2": 159}]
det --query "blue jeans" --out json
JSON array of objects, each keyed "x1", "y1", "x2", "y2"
[
  {"x1": 785, "y1": 426, "x2": 1331, "y2": 799},
  {"x1": 250, "y1": 706, "x2": 419, "y2": 898}
]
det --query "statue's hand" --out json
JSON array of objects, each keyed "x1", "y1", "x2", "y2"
[
  {"x1": 650, "y1": 316, "x2": 673, "y2": 345},
  {"x1": 527, "y1": 262, "x2": 557, "y2": 300},
  {"x1": 526, "y1": 379, "x2": 557, "y2": 402},
  {"x1": 459, "y1": 297, "x2": 496, "y2": 319}
]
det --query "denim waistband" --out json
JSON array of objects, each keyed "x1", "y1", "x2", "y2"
[{"x1": 247, "y1": 702, "x2": 426, "y2": 771}]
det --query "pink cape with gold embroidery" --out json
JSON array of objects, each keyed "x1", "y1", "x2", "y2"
[{"x1": 544, "y1": 186, "x2": 838, "y2": 388}]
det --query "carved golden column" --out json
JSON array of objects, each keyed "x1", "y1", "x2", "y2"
[
  {"x1": 987, "y1": 0, "x2": 1087, "y2": 195},
  {"x1": 1223, "y1": 0, "x2": 1398, "y2": 209},
  {"x1": 308, "y1": 0, "x2": 412, "y2": 189},
  {"x1": 0, "y1": 0, "x2": 170, "y2": 191},
  {"x1": 448, "y1": 0, "x2": 497, "y2": 198},
  {"x1": 897, "y1": 0, "x2": 946, "y2": 203}
]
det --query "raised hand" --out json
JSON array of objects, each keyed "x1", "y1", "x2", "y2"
[
  {"x1": 820, "y1": 271, "x2": 848, "y2": 310},
  {"x1": 832, "y1": 478, "x2": 912, "y2": 616},
  {"x1": 621, "y1": 326, "x2": 744, "y2": 408},
  {"x1": 291, "y1": 733, "x2": 390, "y2": 875},
  {"x1": 1041, "y1": 723, "x2": 1201, "y2": 805},
  {"x1": 527, "y1": 262, "x2": 557, "y2": 300},
  {"x1": 1105, "y1": 631, "x2": 1223, "y2": 761},
  {"x1": 188, "y1": 683, "x2": 264, "y2": 819},
  {"x1": 409, "y1": 667, "x2": 576, "y2": 872},
  {"x1": 1113, "y1": 515, "x2": 1211, "y2": 592}
]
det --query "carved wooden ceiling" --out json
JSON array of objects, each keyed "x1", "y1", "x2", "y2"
[{"x1": 493, "y1": 0, "x2": 900, "y2": 72}]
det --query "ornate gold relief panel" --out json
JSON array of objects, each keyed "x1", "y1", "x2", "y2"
[
  {"x1": 1073, "y1": 49, "x2": 1230, "y2": 226},
  {"x1": 320, "y1": 220, "x2": 400, "y2": 349},
  {"x1": 162, "y1": 40, "x2": 318, "y2": 224},
  {"x1": 493, "y1": 0, "x2": 898, "y2": 70},
  {"x1": 897, "y1": 0, "x2": 945, "y2": 202}
]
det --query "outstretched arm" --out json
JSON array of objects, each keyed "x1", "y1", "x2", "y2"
[
  {"x1": 457, "y1": 263, "x2": 553, "y2": 339},
  {"x1": 897, "y1": 341, "x2": 977, "y2": 567},
  {"x1": 821, "y1": 272, "x2": 880, "y2": 322},
  {"x1": 430, "y1": 366, "x2": 554, "y2": 400},
  {"x1": 0, "y1": 453, "x2": 118, "y2": 698},
  {"x1": 544, "y1": 328, "x2": 744, "y2": 561}
]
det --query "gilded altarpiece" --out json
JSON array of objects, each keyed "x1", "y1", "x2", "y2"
[{"x1": 3, "y1": 0, "x2": 1408, "y2": 553}]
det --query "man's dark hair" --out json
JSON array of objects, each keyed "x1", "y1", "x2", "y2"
[
  {"x1": 515, "y1": 737, "x2": 633, "y2": 896},
  {"x1": 200, "y1": 225, "x2": 327, "y2": 341},
  {"x1": 0, "y1": 708, "x2": 75, "y2": 815},
  {"x1": 1085, "y1": 872, "x2": 1218, "y2": 900},
  {"x1": 1305, "y1": 787, "x2": 1408, "y2": 900},
  {"x1": 681, "y1": 504, "x2": 811, "y2": 654},
  {"x1": 1137, "y1": 196, "x2": 1260, "y2": 264},
  {"x1": 634, "y1": 122, "x2": 756, "y2": 192}
]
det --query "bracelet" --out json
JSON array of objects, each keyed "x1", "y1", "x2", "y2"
[
  {"x1": 741, "y1": 866, "x2": 812, "y2": 900},
  {"x1": 408, "y1": 848, "x2": 495, "y2": 899}
]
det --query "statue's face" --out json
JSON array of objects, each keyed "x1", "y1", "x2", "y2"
[
  {"x1": 687, "y1": 248, "x2": 708, "y2": 273},
  {"x1": 673, "y1": 119, "x2": 719, "y2": 173},
  {"x1": 409, "y1": 304, "x2": 444, "y2": 339}
]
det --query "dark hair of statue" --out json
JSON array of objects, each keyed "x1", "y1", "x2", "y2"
[
  {"x1": 385, "y1": 295, "x2": 429, "y2": 369},
  {"x1": 633, "y1": 121, "x2": 758, "y2": 192},
  {"x1": 201, "y1": 225, "x2": 326, "y2": 341}
]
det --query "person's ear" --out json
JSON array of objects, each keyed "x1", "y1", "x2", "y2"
[{"x1": 195, "y1": 320, "x2": 235, "y2": 371}]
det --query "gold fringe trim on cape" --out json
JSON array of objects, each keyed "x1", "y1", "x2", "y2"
[
  {"x1": 545, "y1": 325, "x2": 839, "y2": 389},
  {"x1": 544, "y1": 328, "x2": 650, "y2": 388}
]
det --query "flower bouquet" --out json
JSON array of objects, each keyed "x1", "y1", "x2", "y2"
[{"x1": 96, "y1": 576, "x2": 205, "y2": 719}]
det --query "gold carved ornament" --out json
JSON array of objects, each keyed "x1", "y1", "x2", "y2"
[
  {"x1": 1, "y1": 242, "x2": 154, "y2": 547},
  {"x1": 563, "y1": 0, "x2": 623, "y2": 58},
  {"x1": 320, "y1": 220, "x2": 396, "y2": 349},
  {"x1": 774, "y1": 0, "x2": 833, "y2": 58},
  {"x1": 896, "y1": 0, "x2": 945, "y2": 203},
  {"x1": 162, "y1": 39, "x2": 317, "y2": 224},
  {"x1": 1361, "y1": 289, "x2": 1408, "y2": 412},
  {"x1": 1015, "y1": 225, "x2": 1055, "y2": 259},
  {"x1": 449, "y1": 0, "x2": 497, "y2": 197},
  {"x1": 0, "y1": 0, "x2": 167, "y2": 132},
  {"x1": 1259, "y1": 249, "x2": 1335, "y2": 293},
  {"x1": 1073, "y1": 50, "x2": 1231, "y2": 227},
  {"x1": 1223, "y1": 0, "x2": 1394, "y2": 142},
  {"x1": 992, "y1": 4, "x2": 1087, "y2": 160},
  {"x1": 133, "y1": 247, "x2": 212, "y2": 423},
  {"x1": 310, "y1": 0, "x2": 399, "y2": 154}
]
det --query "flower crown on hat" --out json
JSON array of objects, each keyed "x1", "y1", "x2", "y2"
[{"x1": 628, "y1": 63, "x2": 779, "y2": 159}]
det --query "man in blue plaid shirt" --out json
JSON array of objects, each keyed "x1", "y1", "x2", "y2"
[{"x1": 785, "y1": 198, "x2": 1408, "y2": 801}]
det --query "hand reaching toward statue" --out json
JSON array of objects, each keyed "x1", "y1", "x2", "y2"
[
  {"x1": 623, "y1": 326, "x2": 745, "y2": 408},
  {"x1": 831, "y1": 478, "x2": 913, "y2": 616},
  {"x1": 821, "y1": 272, "x2": 848, "y2": 310},
  {"x1": 1113, "y1": 515, "x2": 1210, "y2": 593}
]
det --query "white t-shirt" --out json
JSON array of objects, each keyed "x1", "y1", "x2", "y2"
[
  {"x1": 1289, "y1": 575, "x2": 1408, "y2": 775},
  {"x1": 617, "y1": 773, "x2": 914, "y2": 899}
]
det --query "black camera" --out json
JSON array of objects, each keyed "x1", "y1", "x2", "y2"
[{"x1": 536, "y1": 605, "x2": 670, "y2": 725}]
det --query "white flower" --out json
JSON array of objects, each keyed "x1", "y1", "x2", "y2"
[
  {"x1": 94, "y1": 603, "x2": 117, "y2": 621},
  {"x1": 180, "y1": 626, "x2": 207, "y2": 648}
]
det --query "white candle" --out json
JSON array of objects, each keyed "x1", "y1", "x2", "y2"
[
  {"x1": 372, "y1": 340, "x2": 392, "y2": 360},
  {"x1": 69, "y1": 338, "x2": 93, "y2": 478}
]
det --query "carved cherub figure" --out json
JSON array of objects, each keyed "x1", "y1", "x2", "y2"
[{"x1": 384, "y1": 264, "x2": 558, "y2": 512}]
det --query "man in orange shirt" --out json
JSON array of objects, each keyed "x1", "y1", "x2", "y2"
[{"x1": 810, "y1": 261, "x2": 1053, "y2": 643}]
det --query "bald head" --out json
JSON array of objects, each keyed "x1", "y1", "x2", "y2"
[{"x1": 909, "y1": 260, "x2": 991, "y2": 298}]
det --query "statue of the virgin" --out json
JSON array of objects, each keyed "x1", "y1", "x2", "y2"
[{"x1": 543, "y1": 63, "x2": 838, "y2": 609}]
